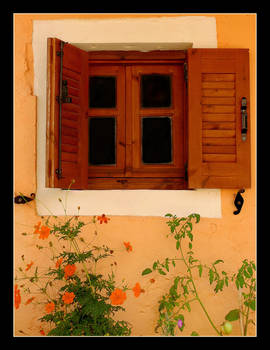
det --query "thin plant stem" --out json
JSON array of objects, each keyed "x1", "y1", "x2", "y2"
[{"x1": 178, "y1": 236, "x2": 222, "y2": 336}]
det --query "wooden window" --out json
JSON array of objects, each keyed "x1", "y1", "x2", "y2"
[{"x1": 46, "y1": 39, "x2": 251, "y2": 190}]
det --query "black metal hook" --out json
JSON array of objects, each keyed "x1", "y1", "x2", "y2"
[
  {"x1": 233, "y1": 189, "x2": 245, "y2": 215},
  {"x1": 14, "y1": 193, "x2": 35, "y2": 204}
]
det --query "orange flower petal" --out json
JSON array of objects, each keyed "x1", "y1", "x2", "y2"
[
  {"x1": 132, "y1": 282, "x2": 143, "y2": 297},
  {"x1": 109, "y1": 288, "x2": 127, "y2": 305},
  {"x1": 14, "y1": 284, "x2": 21, "y2": 310},
  {"x1": 34, "y1": 222, "x2": 41, "y2": 234},
  {"x1": 25, "y1": 297, "x2": 35, "y2": 305},
  {"x1": 38, "y1": 226, "x2": 50, "y2": 240},
  {"x1": 124, "y1": 242, "x2": 132, "y2": 252},
  {"x1": 64, "y1": 264, "x2": 76, "y2": 279},
  {"x1": 25, "y1": 261, "x2": 34, "y2": 271},
  {"x1": 55, "y1": 257, "x2": 63, "y2": 268},
  {"x1": 62, "y1": 292, "x2": 75, "y2": 304},
  {"x1": 97, "y1": 214, "x2": 110, "y2": 224},
  {"x1": 45, "y1": 301, "x2": 55, "y2": 313}
]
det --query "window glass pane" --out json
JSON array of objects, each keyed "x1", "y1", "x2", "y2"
[
  {"x1": 142, "y1": 117, "x2": 172, "y2": 164},
  {"x1": 89, "y1": 76, "x2": 116, "y2": 108},
  {"x1": 89, "y1": 117, "x2": 116, "y2": 165},
  {"x1": 141, "y1": 74, "x2": 171, "y2": 108}
]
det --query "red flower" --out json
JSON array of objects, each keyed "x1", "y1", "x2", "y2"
[
  {"x1": 25, "y1": 297, "x2": 35, "y2": 305},
  {"x1": 124, "y1": 242, "x2": 132, "y2": 252},
  {"x1": 38, "y1": 225, "x2": 50, "y2": 240},
  {"x1": 40, "y1": 327, "x2": 45, "y2": 336},
  {"x1": 45, "y1": 302, "x2": 55, "y2": 313},
  {"x1": 14, "y1": 284, "x2": 21, "y2": 309},
  {"x1": 109, "y1": 288, "x2": 127, "y2": 305},
  {"x1": 132, "y1": 282, "x2": 144, "y2": 297},
  {"x1": 25, "y1": 261, "x2": 34, "y2": 271},
  {"x1": 34, "y1": 222, "x2": 41, "y2": 234},
  {"x1": 62, "y1": 292, "x2": 75, "y2": 304},
  {"x1": 64, "y1": 264, "x2": 76, "y2": 280},
  {"x1": 97, "y1": 214, "x2": 110, "y2": 224},
  {"x1": 55, "y1": 257, "x2": 63, "y2": 268}
]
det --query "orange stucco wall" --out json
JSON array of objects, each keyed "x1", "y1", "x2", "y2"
[{"x1": 14, "y1": 13, "x2": 256, "y2": 336}]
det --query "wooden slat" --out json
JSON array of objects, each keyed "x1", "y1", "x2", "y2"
[
  {"x1": 202, "y1": 122, "x2": 235, "y2": 130},
  {"x1": 202, "y1": 154, "x2": 236, "y2": 162},
  {"x1": 201, "y1": 97, "x2": 235, "y2": 105},
  {"x1": 62, "y1": 135, "x2": 78, "y2": 146},
  {"x1": 62, "y1": 126, "x2": 78, "y2": 137},
  {"x1": 202, "y1": 81, "x2": 235, "y2": 89},
  {"x1": 62, "y1": 144, "x2": 78, "y2": 153},
  {"x1": 202, "y1": 129, "x2": 236, "y2": 138},
  {"x1": 202, "y1": 89, "x2": 235, "y2": 97},
  {"x1": 202, "y1": 105, "x2": 235, "y2": 114},
  {"x1": 202, "y1": 138, "x2": 235, "y2": 146},
  {"x1": 202, "y1": 114, "x2": 235, "y2": 122},
  {"x1": 202, "y1": 73, "x2": 235, "y2": 82},
  {"x1": 202, "y1": 145, "x2": 236, "y2": 154},
  {"x1": 62, "y1": 152, "x2": 78, "y2": 163}
]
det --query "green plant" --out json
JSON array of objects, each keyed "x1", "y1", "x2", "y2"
[
  {"x1": 15, "y1": 203, "x2": 143, "y2": 336},
  {"x1": 224, "y1": 259, "x2": 256, "y2": 336},
  {"x1": 141, "y1": 213, "x2": 256, "y2": 336}
]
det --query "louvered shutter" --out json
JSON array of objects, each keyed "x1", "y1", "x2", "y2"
[
  {"x1": 187, "y1": 48, "x2": 251, "y2": 189},
  {"x1": 46, "y1": 38, "x2": 88, "y2": 189}
]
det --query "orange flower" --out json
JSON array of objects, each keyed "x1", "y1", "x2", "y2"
[
  {"x1": 14, "y1": 284, "x2": 21, "y2": 310},
  {"x1": 124, "y1": 242, "x2": 132, "y2": 252},
  {"x1": 34, "y1": 222, "x2": 41, "y2": 234},
  {"x1": 45, "y1": 301, "x2": 55, "y2": 313},
  {"x1": 62, "y1": 292, "x2": 75, "y2": 304},
  {"x1": 38, "y1": 225, "x2": 50, "y2": 240},
  {"x1": 132, "y1": 282, "x2": 144, "y2": 298},
  {"x1": 97, "y1": 214, "x2": 110, "y2": 224},
  {"x1": 55, "y1": 257, "x2": 63, "y2": 268},
  {"x1": 25, "y1": 297, "x2": 35, "y2": 305},
  {"x1": 109, "y1": 288, "x2": 127, "y2": 305},
  {"x1": 40, "y1": 327, "x2": 45, "y2": 336},
  {"x1": 150, "y1": 278, "x2": 155, "y2": 284},
  {"x1": 64, "y1": 264, "x2": 76, "y2": 279},
  {"x1": 25, "y1": 261, "x2": 34, "y2": 271}
]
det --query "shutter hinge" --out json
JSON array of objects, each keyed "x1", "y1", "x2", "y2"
[
  {"x1": 56, "y1": 80, "x2": 72, "y2": 104},
  {"x1": 184, "y1": 62, "x2": 188, "y2": 88},
  {"x1": 55, "y1": 168, "x2": 64, "y2": 179}
]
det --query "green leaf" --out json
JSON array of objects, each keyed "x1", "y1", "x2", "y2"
[
  {"x1": 198, "y1": 265, "x2": 203, "y2": 277},
  {"x1": 225, "y1": 309, "x2": 240, "y2": 321},
  {"x1": 209, "y1": 269, "x2": 214, "y2": 284},
  {"x1": 213, "y1": 259, "x2": 224, "y2": 265},
  {"x1": 142, "y1": 268, "x2": 152, "y2": 276},
  {"x1": 188, "y1": 242, "x2": 192, "y2": 250},
  {"x1": 176, "y1": 240, "x2": 180, "y2": 250},
  {"x1": 244, "y1": 299, "x2": 256, "y2": 311},
  {"x1": 153, "y1": 262, "x2": 158, "y2": 270},
  {"x1": 191, "y1": 331, "x2": 199, "y2": 336},
  {"x1": 158, "y1": 269, "x2": 166, "y2": 275}
]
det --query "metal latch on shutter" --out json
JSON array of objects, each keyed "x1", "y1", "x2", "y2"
[{"x1": 241, "y1": 97, "x2": 248, "y2": 141}]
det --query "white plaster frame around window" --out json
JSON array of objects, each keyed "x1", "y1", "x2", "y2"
[{"x1": 33, "y1": 16, "x2": 221, "y2": 218}]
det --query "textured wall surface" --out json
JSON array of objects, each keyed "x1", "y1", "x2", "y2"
[{"x1": 14, "y1": 13, "x2": 256, "y2": 337}]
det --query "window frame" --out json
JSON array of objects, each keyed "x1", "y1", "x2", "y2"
[{"x1": 86, "y1": 50, "x2": 188, "y2": 190}]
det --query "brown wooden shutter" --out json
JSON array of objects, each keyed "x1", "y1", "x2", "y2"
[
  {"x1": 187, "y1": 48, "x2": 251, "y2": 189},
  {"x1": 46, "y1": 38, "x2": 88, "y2": 189}
]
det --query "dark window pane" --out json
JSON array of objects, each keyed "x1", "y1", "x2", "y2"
[
  {"x1": 89, "y1": 117, "x2": 116, "y2": 165},
  {"x1": 141, "y1": 74, "x2": 171, "y2": 108},
  {"x1": 142, "y1": 117, "x2": 172, "y2": 164},
  {"x1": 89, "y1": 76, "x2": 116, "y2": 108}
]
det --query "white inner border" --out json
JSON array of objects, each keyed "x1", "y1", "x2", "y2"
[{"x1": 33, "y1": 16, "x2": 221, "y2": 217}]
